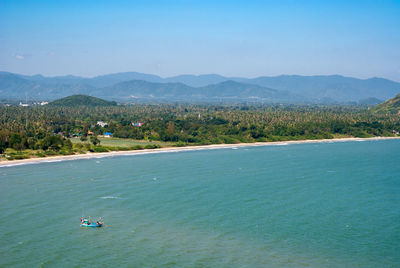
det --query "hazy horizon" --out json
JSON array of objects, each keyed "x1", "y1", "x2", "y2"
[
  {"x1": 2, "y1": 70, "x2": 400, "y2": 83},
  {"x1": 1, "y1": 0, "x2": 399, "y2": 81}
]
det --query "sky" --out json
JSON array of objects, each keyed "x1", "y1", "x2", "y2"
[{"x1": 1, "y1": 0, "x2": 400, "y2": 81}]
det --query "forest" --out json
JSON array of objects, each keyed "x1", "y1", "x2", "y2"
[{"x1": 0, "y1": 104, "x2": 399, "y2": 159}]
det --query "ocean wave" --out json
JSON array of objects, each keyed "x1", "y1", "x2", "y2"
[
  {"x1": 43, "y1": 159, "x2": 63, "y2": 163},
  {"x1": 272, "y1": 142, "x2": 289, "y2": 146},
  {"x1": 100, "y1": 196, "x2": 121, "y2": 199}
]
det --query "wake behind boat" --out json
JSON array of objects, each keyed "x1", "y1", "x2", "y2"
[{"x1": 80, "y1": 217, "x2": 103, "y2": 228}]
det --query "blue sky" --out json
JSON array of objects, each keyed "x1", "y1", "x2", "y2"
[{"x1": 1, "y1": 0, "x2": 399, "y2": 81}]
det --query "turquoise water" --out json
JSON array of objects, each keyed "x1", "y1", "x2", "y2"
[{"x1": 1, "y1": 140, "x2": 399, "y2": 267}]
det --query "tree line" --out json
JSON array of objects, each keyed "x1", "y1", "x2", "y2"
[{"x1": 1, "y1": 104, "x2": 399, "y2": 154}]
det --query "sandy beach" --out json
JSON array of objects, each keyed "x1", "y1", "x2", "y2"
[{"x1": 1, "y1": 136, "x2": 399, "y2": 167}]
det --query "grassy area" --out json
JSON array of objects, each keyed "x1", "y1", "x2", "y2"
[
  {"x1": 69, "y1": 137, "x2": 174, "y2": 148},
  {"x1": 1, "y1": 138, "x2": 171, "y2": 161},
  {"x1": 0, "y1": 148, "x2": 75, "y2": 161},
  {"x1": 0, "y1": 138, "x2": 174, "y2": 161}
]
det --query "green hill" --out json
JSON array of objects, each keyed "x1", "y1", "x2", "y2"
[
  {"x1": 49, "y1": 95, "x2": 117, "y2": 107},
  {"x1": 373, "y1": 93, "x2": 400, "y2": 114}
]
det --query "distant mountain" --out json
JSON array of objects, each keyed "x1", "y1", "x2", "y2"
[
  {"x1": 86, "y1": 72, "x2": 164, "y2": 87},
  {"x1": 243, "y1": 75, "x2": 400, "y2": 102},
  {"x1": 164, "y1": 74, "x2": 228, "y2": 87},
  {"x1": 160, "y1": 74, "x2": 400, "y2": 101},
  {"x1": 97, "y1": 80, "x2": 193, "y2": 100},
  {"x1": 93, "y1": 79, "x2": 302, "y2": 102},
  {"x1": 88, "y1": 72, "x2": 400, "y2": 102},
  {"x1": 199, "y1": 80, "x2": 303, "y2": 101},
  {"x1": 49, "y1": 95, "x2": 117, "y2": 107},
  {"x1": 4, "y1": 71, "x2": 163, "y2": 87},
  {"x1": 373, "y1": 93, "x2": 400, "y2": 114},
  {"x1": 357, "y1": 97, "x2": 383, "y2": 105},
  {"x1": 1, "y1": 71, "x2": 400, "y2": 103},
  {"x1": 26, "y1": 74, "x2": 86, "y2": 84},
  {"x1": 0, "y1": 72, "x2": 94, "y2": 100}
]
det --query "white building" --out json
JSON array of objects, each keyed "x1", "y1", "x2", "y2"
[{"x1": 97, "y1": 121, "x2": 108, "y2": 127}]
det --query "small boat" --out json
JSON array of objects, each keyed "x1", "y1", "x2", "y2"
[{"x1": 80, "y1": 217, "x2": 103, "y2": 228}]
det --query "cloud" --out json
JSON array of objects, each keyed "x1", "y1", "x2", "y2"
[{"x1": 13, "y1": 53, "x2": 32, "y2": 60}]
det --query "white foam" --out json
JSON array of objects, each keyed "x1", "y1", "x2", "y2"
[
  {"x1": 100, "y1": 196, "x2": 120, "y2": 199},
  {"x1": 44, "y1": 159, "x2": 63, "y2": 163},
  {"x1": 272, "y1": 142, "x2": 289, "y2": 146}
]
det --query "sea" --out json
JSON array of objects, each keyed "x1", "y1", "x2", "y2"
[{"x1": 1, "y1": 139, "x2": 399, "y2": 267}]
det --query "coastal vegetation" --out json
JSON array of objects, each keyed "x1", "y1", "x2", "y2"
[{"x1": 0, "y1": 102, "x2": 399, "y2": 160}]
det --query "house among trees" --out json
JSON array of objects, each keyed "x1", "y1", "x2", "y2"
[
  {"x1": 97, "y1": 121, "x2": 108, "y2": 127},
  {"x1": 132, "y1": 122, "x2": 144, "y2": 127},
  {"x1": 104, "y1": 132, "x2": 112, "y2": 138},
  {"x1": 87, "y1": 131, "x2": 94, "y2": 136}
]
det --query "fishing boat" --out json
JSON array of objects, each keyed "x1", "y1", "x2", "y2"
[{"x1": 80, "y1": 217, "x2": 103, "y2": 227}]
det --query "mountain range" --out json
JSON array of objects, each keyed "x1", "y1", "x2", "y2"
[{"x1": 1, "y1": 71, "x2": 400, "y2": 103}]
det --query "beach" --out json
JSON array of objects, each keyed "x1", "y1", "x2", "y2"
[{"x1": 1, "y1": 136, "x2": 399, "y2": 167}]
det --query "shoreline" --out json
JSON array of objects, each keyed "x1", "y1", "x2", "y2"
[{"x1": 1, "y1": 136, "x2": 399, "y2": 167}]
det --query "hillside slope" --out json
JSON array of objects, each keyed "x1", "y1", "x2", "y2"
[{"x1": 373, "y1": 93, "x2": 400, "y2": 114}]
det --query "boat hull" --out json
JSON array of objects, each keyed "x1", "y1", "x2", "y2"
[{"x1": 81, "y1": 223, "x2": 102, "y2": 228}]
